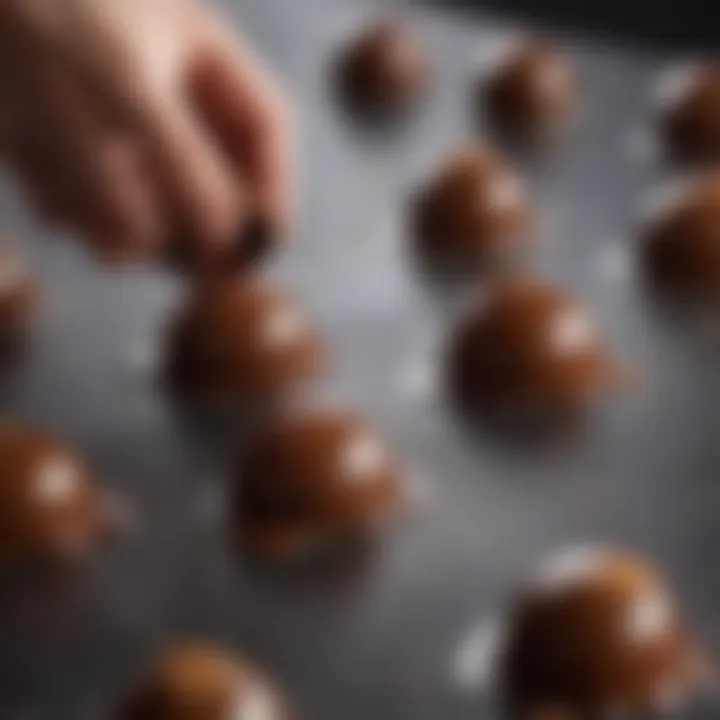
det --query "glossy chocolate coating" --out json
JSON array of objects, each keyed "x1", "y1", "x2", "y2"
[
  {"x1": 446, "y1": 278, "x2": 610, "y2": 419},
  {"x1": 0, "y1": 422, "x2": 109, "y2": 565},
  {"x1": 0, "y1": 247, "x2": 35, "y2": 356},
  {"x1": 481, "y1": 38, "x2": 578, "y2": 141},
  {"x1": 500, "y1": 549, "x2": 699, "y2": 719},
  {"x1": 411, "y1": 147, "x2": 531, "y2": 272},
  {"x1": 640, "y1": 174, "x2": 720, "y2": 297},
  {"x1": 659, "y1": 64, "x2": 720, "y2": 164},
  {"x1": 164, "y1": 275, "x2": 325, "y2": 407},
  {"x1": 114, "y1": 643, "x2": 288, "y2": 720},
  {"x1": 233, "y1": 408, "x2": 403, "y2": 558},
  {"x1": 335, "y1": 20, "x2": 429, "y2": 118}
]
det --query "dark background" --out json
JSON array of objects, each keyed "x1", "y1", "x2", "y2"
[{"x1": 421, "y1": 0, "x2": 720, "y2": 50}]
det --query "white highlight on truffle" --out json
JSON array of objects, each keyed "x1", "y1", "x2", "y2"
[
  {"x1": 451, "y1": 617, "x2": 504, "y2": 693},
  {"x1": 549, "y1": 310, "x2": 596, "y2": 356},
  {"x1": 537, "y1": 57, "x2": 571, "y2": 98},
  {"x1": 626, "y1": 592, "x2": 671, "y2": 645},
  {"x1": 488, "y1": 173, "x2": 525, "y2": 214},
  {"x1": 532, "y1": 545, "x2": 607, "y2": 593},
  {"x1": 262, "y1": 307, "x2": 305, "y2": 348},
  {"x1": 341, "y1": 433, "x2": 386, "y2": 484},
  {"x1": 33, "y1": 457, "x2": 79, "y2": 505},
  {"x1": 232, "y1": 686, "x2": 278, "y2": 720}
]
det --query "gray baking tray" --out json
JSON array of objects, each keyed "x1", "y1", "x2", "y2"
[{"x1": 0, "y1": 0, "x2": 719, "y2": 717}]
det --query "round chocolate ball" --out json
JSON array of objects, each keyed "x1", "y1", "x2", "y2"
[
  {"x1": 114, "y1": 643, "x2": 289, "y2": 720},
  {"x1": 639, "y1": 174, "x2": 720, "y2": 297},
  {"x1": 445, "y1": 278, "x2": 612, "y2": 421},
  {"x1": 0, "y1": 422, "x2": 110, "y2": 565},
  {"x1": 481, "y1": 37, "x2": 578, "y2": 141},
  {"x1": 500, "y1": 548, "x2": 702, "y2": 719},
  {"x1": 411, "y1": 146, "x2": 531, "y2": 273},
  {"x1": 0, "y1": 247, "x2": 35, "y2": 357},
  {"x1": 232, "y1": 407, "x2": 403, "y2": 559},
  {"x1": 334, "y1": 19, "x2": 430, "y2": 118},
  {"x1": 658, "y1": 63, "x2": 720, "y2": 164},
  {"x1": 163, "y1": 275, "x2": 325, "y2": 407}
]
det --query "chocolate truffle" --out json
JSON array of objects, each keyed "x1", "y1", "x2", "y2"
[
  {"x1": 163, "y1": 275, "x2": 325, "y2": 407},
  {"x1": 0, "y1": 247, "x2": 35, "y2": 357},
  {"x1": 500, "y1": 547, "x2": 702, "y2": 719},
  {"x1": 411, "y1": 146, "x2": 531, "y2": 273},
  {"x1": 232, "y1": 407, "x2": 403, "y2": 559},
  {"x1": 658, "y1": 63, "x2": 720, "y2": 164},
  {"x1": 446, "y1": 278, "x2": 614, "y2": 421},
  {"x1": 639, "y1": 174, "x2": 720, "y2": 297},
  {"x1": 480, "y1": 38, "x2": 578, "y2": 142},
  {"x1": 334, "y1": 19, "x2": 430, "y2": 118},
  {"x1": 0, "y1": 422, "x2": 110, "y2": 565},
  {"x1": 114, "y1": 643, "x2": 289, "y2": 720}
]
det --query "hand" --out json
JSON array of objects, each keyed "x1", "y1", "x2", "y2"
[{"x1": 0, "y1": 0, "x2": 291, "y2": 266}]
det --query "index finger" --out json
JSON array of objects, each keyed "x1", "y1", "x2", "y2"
[{"x1": 191, "y1": 20, "x2": 293, "y2": 235}]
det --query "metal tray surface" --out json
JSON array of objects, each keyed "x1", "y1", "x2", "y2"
[{"x1": 0, "y1": 0, "x2": 718, "y2": 718}]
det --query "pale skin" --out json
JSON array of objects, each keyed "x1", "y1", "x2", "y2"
[{"x1": 0, "y1": 0, "x2": 291, "y2": 265}]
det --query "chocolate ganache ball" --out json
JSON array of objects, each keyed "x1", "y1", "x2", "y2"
[
  {"x1": 639, "y1": 173, "x2": 720, "y2": 297},
  {"x1": 658, "y1": 63, "x2": 720, "y2": 164},
  {"x1": 0, "y1": 422, "x2": 111, "y2": 565},
  {"x1": 411, "y1": 146, "x2": 531, "y2": 273},
  {"x1": 480, "y1": 37, "x2": 579, "y2": 142},
  {"x1": 334, "y1": 19, "x2": 430, "y2": 118},
  {"x1": 114, "y1": 642, "x2": 289, "y2": 720},
  {"x1": 164, "y1": 275, "x2": 325, "y2": 407},
  {"x1": 0, "y1": 247, "x2": 35, "y2": 357},
  {"x1": 446, "y1": 278, "x2": 615, "y2": 421},
  {"x1": 232, "y1": 407, "x2": 403, "y2": 559},
  {"x1": 500, "y1": 547, "x2": 703, "y2": 719}
]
